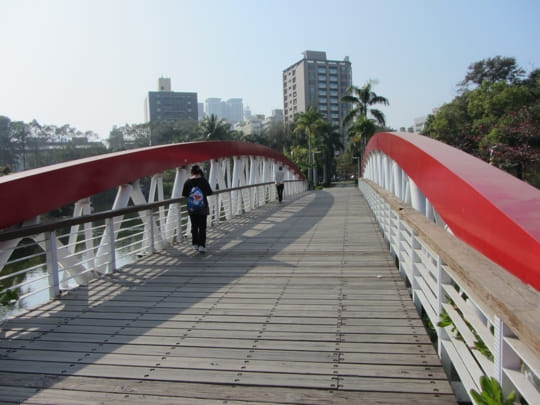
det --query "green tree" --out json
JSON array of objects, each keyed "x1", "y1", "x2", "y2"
[
  {"x1": 198, "y1": 114, "x2": 233, "y2": 140},
  {"x1": 424, "y1": 57, "x2": 540, "y2": 186},
  {"x1": 458, "y1": 56, "x2": 525, "y2": 91},
  {"x1": 264, "y1": 121, "x2": 291, "y2": 153},
  {"x1": 107, "y1": 123, "x2": 151, "y2": 150},
  {"x1": 150, "y1": 119, "x2": 199, "y2": 145},
  {"x1": 108, "y1": 126, "x2": 126, "y2": 151},
  {"x1": 316, "y1": 121, "x2": 343, "y2": 185},
  {"x1": 292, "y1": 107, "x2": 326, "y2": 183},
  {"x1": 341, "y1": 80, "x2": 389, "y2": 156},
  {"x1": 0, "y1": 116, "x2": 17, "y2": 169},
  {"x1": 423, "y1": 92, "x2": 480, "y2": 156},
  {"x1": 285, "y1": 145, "x2": 310, "y2": 176},
  {"x1": 11, "y1": 121, "x2": 30, "y2": 170}
]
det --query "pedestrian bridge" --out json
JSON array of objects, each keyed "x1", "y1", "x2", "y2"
[{"x1": 0, "y1": 134, "x2": 538, "y2": 404}]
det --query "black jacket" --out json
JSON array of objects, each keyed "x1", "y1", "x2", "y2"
[{"x1": 182, "y1": 176, "x2": 213, "y2": 214}]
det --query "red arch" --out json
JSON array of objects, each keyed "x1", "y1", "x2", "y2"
[
  {"x1": 364, "y1": 132, "x2": 540, "y2": 291},
  {"x1": 0, "y1": 141, "x2": 303, "y2": 230}
]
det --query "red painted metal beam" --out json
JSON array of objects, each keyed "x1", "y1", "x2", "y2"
[
  {"x1": 0, "y1": 141, "x2": 303, "y2": 230},
  {"x1": 364, "y1": 132, "x2": 540, "y2": 291}
]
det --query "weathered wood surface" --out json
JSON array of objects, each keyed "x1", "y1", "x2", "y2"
[{"x1": 0, "y1": 187, "x2": 456, "y2": 404}]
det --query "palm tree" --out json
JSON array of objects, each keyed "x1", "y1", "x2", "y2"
[
  {"x1": 316, "y1": 121, "x2": 343, "y2": 185},
  {"x1": 293, "y1": 107, "x2": 326, "y2": 183},
  {"x1": 198, "y1": 114, "x2": 232, "y2": 140},
  {"x1": 341, "y1": 80, "x2": 389, "y2": 157}
]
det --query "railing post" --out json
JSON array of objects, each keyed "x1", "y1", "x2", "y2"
[
  {"x1": 411, "y1": 234, "x2": 422, "y2": 313},
  {"x1": 148, "y1": 210, "x2": 155, "y2": 255},
  {"x1": 494, "y1": 316, "x2": 520, "y2": 395},
  {"x1": 45, "y1": 231, "x2": 60, "y2": 299},
  {"x1": 107, "y1": 217, "x2": 117, "y2": 273},
  {"x1": 436, "y1": 256, "x2": 452, "y2": 357},
  {"x1": 177, "y1": 202, "x2": 183, "y2": 241}
]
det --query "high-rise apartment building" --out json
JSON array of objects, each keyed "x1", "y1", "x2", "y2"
[
  {"x1": 145, "y1": 78, "x2": 198, "y2": 122},
  {"x1": 204, "y1": 98, "x2": 244, "y2": 123},
  {"x1": 205, "y1": 98, "x2": 223, "y2": 118},
  {"x1": 226, "y1": 98, "x2": 244, "y2": 122},
  {"x1": 282, "y1": 51, "x2": 352, "y2": 127}
]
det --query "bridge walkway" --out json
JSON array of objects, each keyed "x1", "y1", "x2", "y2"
[{"x1": 0, "y1": 186, "x2": 456, "y2": 404}]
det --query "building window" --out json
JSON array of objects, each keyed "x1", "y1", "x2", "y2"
[{"x1": 318, "y1": 74, "x2": 326, "y2": 81}]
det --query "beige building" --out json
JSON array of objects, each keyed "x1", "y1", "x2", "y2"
[{"x1": 282, "y1": 51, "x2": 352, "y2": 128}]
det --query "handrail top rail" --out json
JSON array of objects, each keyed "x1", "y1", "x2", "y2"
[
  {"x1": 0, "y1": 180, "x2": 302, "y2": 242},
  {"x1": 363, "y1": 179, "x2": 540, "y2": 359},
  {"x1": 364, "y1": 132, "x2": 540, "y2": 291},
  {"x1": 364, "y1": 132, "x2": 540, "y2": 237},
  {"x1": 0, "y1": 141, "x2": 304, "y2": 230}
]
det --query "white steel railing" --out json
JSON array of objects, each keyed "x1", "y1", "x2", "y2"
[
  {"x1": 359, "y1": 179, "x2": 540, "y2": 404},
  {"x1": 0, "y1": 157, "x2": 307, "y2": 321}
]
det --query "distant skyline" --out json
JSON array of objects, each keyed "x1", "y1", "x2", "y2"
[{"x1": 1, "y1": 0, "x2": 539, "y2": 139}]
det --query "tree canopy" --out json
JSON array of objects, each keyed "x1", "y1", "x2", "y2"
[
  {"x1": 424, "y1": 56, "x2": 540, "y2": 186},
  {"x1": 458, "y1": 56, "x2": 526, "y2": 91},
  {"x1": 341, "y1": 80, "x2": 389, "y2": 157}
]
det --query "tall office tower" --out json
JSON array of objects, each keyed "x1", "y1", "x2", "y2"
[
  {"x1": 225, "y1": 98, "x2": 244, "y2": 122},
  {"x1": 205, "y1": 98, "x2": 223, "y2": 118},
  {"x1": 198, "y1": 103, "x2": 205, "y2": 120},
  {"x1": 205, "y1": 98, "x2": 244, "y2": 123},
  {"x1": 282, "y1": 51, "x2": 352, "y2": 128},
  {"x1": 145, "y1": 78, "x2": 198, "y2": 122}
]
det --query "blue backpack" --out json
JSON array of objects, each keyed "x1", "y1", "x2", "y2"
[{"x1": 187, "y1": 186, "x2": 206, "y2": 213}]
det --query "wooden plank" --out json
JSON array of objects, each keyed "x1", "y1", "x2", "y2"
[
  {"x1": 0, "y1": 187, "x2": 456, "y2": 404},
  {"x1": 0, "y1": 374, "x2": 457, "y2": 404}
]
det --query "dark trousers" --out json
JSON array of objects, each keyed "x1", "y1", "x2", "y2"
[
  {"x1": 189, "y1": 213, "x2": 207, "y2": 247},
  {"x1": 276, "y1": 184, "x2": 284, "y2": 202}
]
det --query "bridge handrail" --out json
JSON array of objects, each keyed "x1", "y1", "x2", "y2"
[
  {"x1": 363, "y1": 132, "x2": 540, "y2": 291},
  {"x1": 360, "y1": 179, "x2": 540, "y2": 404},
  {"x1": 0, "y1": 178, "x2": 307, "y2": 321},
  {"x1": 0, "y1": 181, "x2": 292, "y2": 242},
  {"x1": 0, "y1": 141, "x2": 303, "y2": 230}
]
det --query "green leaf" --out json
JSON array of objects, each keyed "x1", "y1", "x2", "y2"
[{"x1": 471, "y1": 376, "x2": 516, "y2": 405}]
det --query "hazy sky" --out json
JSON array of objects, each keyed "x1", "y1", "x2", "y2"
[{"x1": 1, "y1": 0, "x2": 539, "y2": 139}]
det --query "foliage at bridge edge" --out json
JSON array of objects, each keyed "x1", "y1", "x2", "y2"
[{"x1": 423, "y1": 56, "x2": 540, "y2": 188}]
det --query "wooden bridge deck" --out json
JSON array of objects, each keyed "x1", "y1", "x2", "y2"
[{"x1": 0, "y1": 187, "x2": 456, "y2": 404}]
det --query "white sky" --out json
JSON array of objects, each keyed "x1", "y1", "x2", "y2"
[{"x1": 1, "y1": 0, "x2": 539, "y2": 139}]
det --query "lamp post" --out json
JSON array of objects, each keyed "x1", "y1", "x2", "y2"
[{"x1": 353, "y1": 156, "x2": 360, "y2": 185}]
